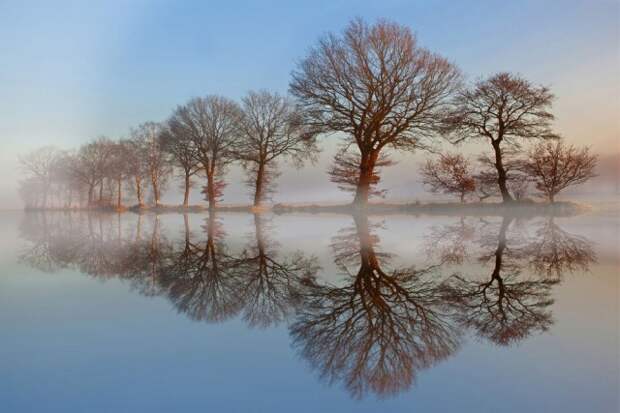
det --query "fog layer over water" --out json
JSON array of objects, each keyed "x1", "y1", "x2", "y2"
[{"x1": 1, "y1": 210, "x2": 618, "y2": 412}]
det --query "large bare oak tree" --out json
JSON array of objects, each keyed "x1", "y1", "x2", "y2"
[{"x1": 290, "y1": 18, "x2": 460, "y2": 207}]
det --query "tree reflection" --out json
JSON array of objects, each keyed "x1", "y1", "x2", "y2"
[
  {"x1": 434, "y1": 216, "x2": 596, "y2": 345},
  {"x1": 155, "y1": 214, "x2": 243, "y2": 322},
  {"x1": 523, "y1": 217, "x2": 596, "y2": 278},
  {"x1": 441, "y1": 217, "x2": 557, "y2": 345},
  {"x1": 18, "y1": 211, "x2": 319, "y2": 328},
  {"x1": 233, "y1": 214, "x2": 320, "y2": 327},
  {"x1": 18, "y1": 211, "x2": 596, "y2": 399},
  {"x1": 290, "y1": 214, "x2": 459, "y2": 399}
]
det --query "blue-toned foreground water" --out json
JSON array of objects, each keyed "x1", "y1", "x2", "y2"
[{"x1": 1, "y1": 210, "x2": 618, "y2": 412}]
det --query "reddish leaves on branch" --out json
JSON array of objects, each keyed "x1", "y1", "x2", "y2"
[{"x1": 328, "y1": 147, "x2": 394, "y2": 198}]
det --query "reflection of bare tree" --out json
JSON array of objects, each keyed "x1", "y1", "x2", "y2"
[
  {"x1": 424, "y1": 217, "x2": 477, "y2": 264},
  {"x1": 234, "y1": 214, "x2": 320, "y2": 328},
  {"x1": 291, "y1": 214, "x2": 459, "y2": 399},
  {"x1": 155, "y1": 214, "x2": 243, "y2": 322},
  {"x1": 18, "y1": 211, "x2": 319, "y2": 329},
  {"x1": 19, "y1": 212, "x2": 77, "y2": 272},
  {"x1": 441, "y1": 217, "x2": 559, "y2": 345},
  {"x1": 19, "y1": 212, "x2": 132, "y2": 278},
  {"x1": 523, "y1": 217, "x2": 596, "y2": 279}
]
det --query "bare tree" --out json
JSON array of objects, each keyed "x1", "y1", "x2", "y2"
[
  {"x1": 66, "y1": 138, "x2": 113, "y2": 206},
  {"x1": 522, "y1": 141, "x2": 597, "y2": 203},
  {"x1": 420, "y1": 153, "x2": 475, "y2": 203},
  {"x1": 443, "y1": 73, "x2": 559, "y2": 203},
  {"x1": 107, "y1": 141, "x2": 130, "y2": 209},
  {"x1": 160, "y1": 120, "x2": 201, "y2": 207},
  {"x1": 235, "y1": 90, "x2": 319, "y2": 207},
  {"x1": 93, "y1": 137, "x2": 115, "y2": 205},
  {"x1": 290, "y1": 18, "x2": 460, "y2": 207},
  {"x1": 170, "y1": 96, "x2": 241, "y2": 210},
  {"x1": 131, "y1": 122, "x2": 172, "y2": 207},
  {"x1": 124, "y1": 137, "x2": 148, "y2": 207},
  {"x1": 19, "y1": 146, "x2": 61, "y2": 208}
]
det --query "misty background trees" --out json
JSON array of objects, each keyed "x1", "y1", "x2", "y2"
[{"x1": 17, "y1": 18, "x2": 599, "y2": 210}]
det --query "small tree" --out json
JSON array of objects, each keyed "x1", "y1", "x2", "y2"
[
  {"x1": 523, "y1": 141, "x2": 597, "y2": 203},
  {"x1": 420, "y1": 153, "x2": 475, "y2": 203},
  {"x1": 443, "y1": 73, "x2": 559, "y2": 203}
]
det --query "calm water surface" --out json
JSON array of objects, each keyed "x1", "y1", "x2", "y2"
[{"x1": 1, "y1": 210, "x2": 618, "y2": 412}]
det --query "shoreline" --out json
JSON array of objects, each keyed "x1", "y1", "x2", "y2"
[{"x1": 21, "y1": 200, "x2": 589, "y2": 217}]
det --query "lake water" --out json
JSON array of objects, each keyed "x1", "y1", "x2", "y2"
[{"x1": 1, "y1": 210, "x2": 618, "y2": 412}]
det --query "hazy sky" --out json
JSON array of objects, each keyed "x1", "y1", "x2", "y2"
[{"x1": 1, "y1": 0, "x2": 618, "y2": 208}]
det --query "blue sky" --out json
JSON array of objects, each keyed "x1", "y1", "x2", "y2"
[{"x1": 0, "y1": 0, "x2": 618, "y2": 207}]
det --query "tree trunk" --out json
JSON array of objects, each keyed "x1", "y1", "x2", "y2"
[
  {"x1": 254, "y1": 213, "x2": 266, "y2": 256},
  {"x1": 353, "y1": 150, "x2": 378, "y2": 207},
  {"x1": 460, "y1": 192, "x2": 465, "y2": 203},
  {"x1": 135, "y1": 177, "x2": 144, "y2": 207},
  {"x1": 88, "y1": 184, "x2": 94, "y2": 206},
  {"x1": 206, "y1": 172, "x2": 216, "y2": 211},
  {"x1": 549, "y1": 193, "x2": 555, "y2": 204},
  {"x1": 152, "y1": 176, "x2": 160, "y2": 206},
  {"x1": 42, "y1": 183, "x2": 49, "y2": 209},
  {"x1": 493, "y1": 215, "x2": 513, "y2": 280},
  {"x1": 136, "y1": 214, "x2": 143, "y2": 241},
  {"x1": 99, "y1": 180, "x2": 104, "y2": 204},
  {"x1": 183, "y1": 213, "x2": 190, "y2": 242},
  {"x1": 117, "y1": 178, "x2": 122, "y2": 209},
  {"x1": 253, "y1": 162, "x2": 265, "y2": 207},
  {"x1": 183, "y1": 171, "x2": 191, "y2": 207},
  {"x1": 492, "y1": 141, "x2": 514, "y2": 203}
]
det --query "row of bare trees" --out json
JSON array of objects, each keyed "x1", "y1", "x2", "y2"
[
  {"x1": 19, "y1": 18, "x2": 598, "y2": 209},
  {"x1": 18, "y1": 127, "x2": 173, "y2": 210},
  {"x1": 19, "y1": 91, "x2": 318, "y2": 210}
]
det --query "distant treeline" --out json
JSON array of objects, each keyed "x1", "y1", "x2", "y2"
[{"x1": 18, "y1": 19, "x2": 598, "y2": 211}]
